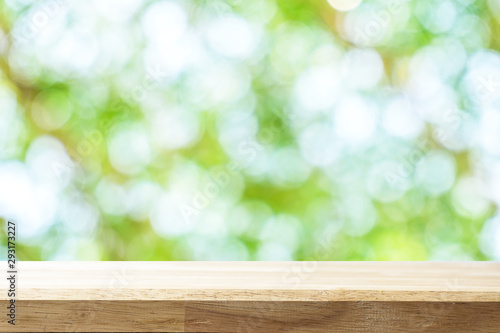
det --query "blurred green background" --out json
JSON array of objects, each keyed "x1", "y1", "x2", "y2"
[{"x1": 0, "y1": 0, "x2": 500, "y2": 260}]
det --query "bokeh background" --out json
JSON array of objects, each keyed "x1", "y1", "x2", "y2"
[{"x1": 0, "y1": 0, "x2": 500, "y2": 260}]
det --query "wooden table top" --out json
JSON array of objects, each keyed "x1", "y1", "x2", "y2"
[{"x1": 5, "y1": 261, "x2": 500, "y2": 302}]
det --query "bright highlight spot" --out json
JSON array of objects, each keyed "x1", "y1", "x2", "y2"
[
  {"x1": 327, "y1": 0, "x2": 363, "y2": 12},
  {"x1": 206, "y1": 14, "x2": 257, "y2": 59},
  {"x1": 334, "y1": 94, "x2": 378, "y2": 145}
]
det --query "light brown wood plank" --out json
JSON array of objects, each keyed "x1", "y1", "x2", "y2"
[
  {"x1": 2, "y1": 301, "x2": 499, "y2": 332},
  {"x1": 0, "y1": 301, "x2": 185, "y2": 333},
  {"x1": 184, "y1": 301, "x2": 500, "y2": 333},
  {"x1": 0, "y1": 262, "x2": 499, "y2": 332},
  {"x1": 5, "y1": 261, "x2": 500, "y2": 302}
]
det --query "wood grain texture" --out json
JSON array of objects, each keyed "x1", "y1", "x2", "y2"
[
  {"x1": 184, "y1": 301, "x2": 500, "y2": 332},
  {"x1": 6, "y1": 301, "x2": 185, "y2": 332},
  {"x1": 0, "y1": 262, "x2": 499, "y2": 332}
]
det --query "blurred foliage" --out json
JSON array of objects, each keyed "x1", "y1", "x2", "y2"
[{"x1": 0, "y1": 0, "x2": 499, "y2": 261}]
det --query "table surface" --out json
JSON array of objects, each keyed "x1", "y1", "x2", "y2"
[{"x1": 4, "y1": 261, "x2": 500, "y2": 302}]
